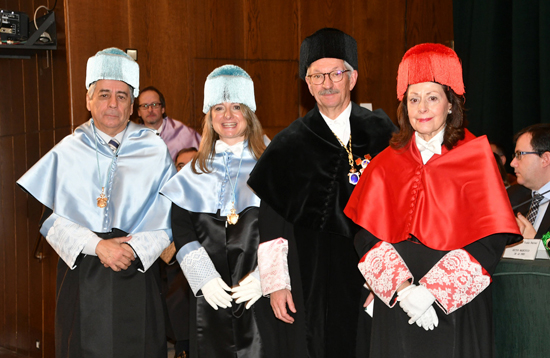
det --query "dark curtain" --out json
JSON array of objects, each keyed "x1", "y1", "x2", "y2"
[{"x1": 454, "y1": 0, "x2": 550, "y2": 166}]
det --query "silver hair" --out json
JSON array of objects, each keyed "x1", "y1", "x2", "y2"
[
  {"x1": 343, "y1": 61, "x2": 354, "y2": 78},
  {"x1": 87, "y1": 81, "x2": 135, "y2": 103}
]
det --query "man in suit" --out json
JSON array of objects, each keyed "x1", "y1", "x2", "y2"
[{"x1": 509, "y1": 123, "x2": 550, "y2": 239}]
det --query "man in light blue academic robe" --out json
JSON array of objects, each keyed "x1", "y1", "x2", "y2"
[{"x1": 17, "y1": 48, "x2": 176, "y2": 358}]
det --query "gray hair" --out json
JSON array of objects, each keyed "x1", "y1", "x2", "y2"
[{"x1": 87, "y1": 81, "x2": 135, "y2": 103}]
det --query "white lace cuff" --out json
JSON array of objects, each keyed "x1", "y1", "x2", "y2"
[
  {"x1": 358, "y1": 241, "x2": 413, "y2": 307},
  {"x1": 46, "y1": 216, "x2": 100, "y2": 269},
  {"x1": 176, "y1": 241, "x2": 221, "y2": 296},
  {"x1": 127, "y1": 230, "x2": 171, "y2": 272},
  {"x1": 257, "y1": 238, "x2": 291, "y2": 295},
  {"x1": 420, "y1": 249, "x2": 490, "y2": 314}
]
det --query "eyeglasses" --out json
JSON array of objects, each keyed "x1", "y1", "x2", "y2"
[
  {"x1": 306, "y1": 70, "x2": 350, "y2": 85},
  {"x1": 513, "y1": 151, "x2": 544, "y2": 160},
  {"x1": 138, "y1": 102, "x2": 162, "y2": 110}
]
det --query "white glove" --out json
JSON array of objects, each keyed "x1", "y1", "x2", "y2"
[
  {"x1": 397, "y1": 284, "x2": 435, "y2": 324},
  {"x1": 201, "y1": 277, "x2": 232, "y2": 310},
  {"x1": 231, "y1": 274, "x2": 262, "y2": 309},
  {"x1": 415, "y1": 305, "x2": 439, "y2": 331}
]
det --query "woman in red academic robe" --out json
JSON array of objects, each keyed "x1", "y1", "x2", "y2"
[{"x1": 344, "y1": 43, "x2": 522, "y2": 358}]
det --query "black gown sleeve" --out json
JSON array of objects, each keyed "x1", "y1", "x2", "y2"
[
  {"x1": 463, "y1": 233, "x2": 518, "y2": 276},
  {"x1": 171, "y1": 203, "x2": 199, "y2": 252},
  {"x1": 354, "y1": 228, "x2": 382, "y2": 258},
  {"x1": 258, "y1": 200, "x2": 294, "y2": 244}
]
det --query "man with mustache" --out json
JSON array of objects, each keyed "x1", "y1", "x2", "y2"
[
  {"x1": 248, "y1": 28, "x2": 396, "y2": 357},
  {"x1": 17, "y1": 48, "x2": 175, "y2": 357}
]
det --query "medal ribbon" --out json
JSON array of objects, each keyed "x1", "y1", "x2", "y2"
[
  {"x1": 91, "y1": 120, "x2": 127, "y2": 208},
  {"x1": 222, "y1": 144, "x2": 245, "y2": 225}
]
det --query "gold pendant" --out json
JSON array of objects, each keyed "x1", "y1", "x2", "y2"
[
  {"x1": 97, "y1": 187, "x2": 108, "y2": 208},
  {"x1": 227, "y1": 206, "x2": 239, "y2": 225}
]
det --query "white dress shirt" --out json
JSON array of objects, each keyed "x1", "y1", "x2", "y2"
[{"x1": 320, "y1": 102, "x2": 352, "y2": 146}]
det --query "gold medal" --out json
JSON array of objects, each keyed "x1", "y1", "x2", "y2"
[
  {"x1": 227, "y1": 205, "x2": 239, "y2": 225},
  {"x1": 97, "y1": 187, "x2": 107, "y2": 208}
]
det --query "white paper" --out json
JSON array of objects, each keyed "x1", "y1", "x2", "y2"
[
  {"x1": 503, "y1": 239, "x2": 540, "y2": 260},
  {"x1": 360, "y1": 103, "x2": 373, "y2": 111}
]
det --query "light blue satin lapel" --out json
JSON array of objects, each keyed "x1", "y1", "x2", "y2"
[
  {"x1": 17, "y1": 119, "x2": 176, "y2": 234},
  {"x1": 161, "y1": 142, "x2": 260, "y2": 215}
]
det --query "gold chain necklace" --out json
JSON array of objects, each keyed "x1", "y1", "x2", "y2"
[{"x1": 330, "y1": 131, "x2": 360, "y2": 185}]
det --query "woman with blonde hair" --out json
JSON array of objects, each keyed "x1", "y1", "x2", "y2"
[{"x1": 161, "y1": 65, "x2": 268, "y2": 357}]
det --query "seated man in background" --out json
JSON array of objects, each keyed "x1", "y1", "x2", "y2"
[
  {"x1": 509, "y1": 124, "x2": 550, "y2": 240},
  {"x1": 137, "y1": 86, "x2": 201, "y2": 160}
]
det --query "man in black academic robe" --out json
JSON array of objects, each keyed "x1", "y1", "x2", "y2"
[{"x1": 248, "y1": 28, "x2": 396, "y2": 358}]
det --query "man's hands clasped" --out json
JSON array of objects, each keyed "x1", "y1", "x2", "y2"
[{"x1": 96, "y1": 236, "x2": 135, "y2": 271}]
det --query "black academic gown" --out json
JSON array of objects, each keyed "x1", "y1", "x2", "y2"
[
  {"x1": 248, "y1": 103, "x2": 397, "y2": 358},
  {"x1": 171, "y1": 205, "x2": 265, "y2": 358},
  {"x1": 355, "y1": 231, "x2": 518, "y2": 358},
  {"x1": 42, "y1": 209, "x2": 166, "y2": 358}
]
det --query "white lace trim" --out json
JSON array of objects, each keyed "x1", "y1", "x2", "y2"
[
  {"x1": 179, "y1": 246, "x2": 220, "y2": 296},
  {"x1": 257, "y1": 238, "x2": 291, "y2": 295},
  {"x1": 358, "y1": 241, "x2": 413, "y2": 307},
  {"x1": 128, "y1": 230, "x2": 170, "y2": 272},
  {"x1": 420, "y1": 249, "x2": 491, "y2": 314},
  {"x1": 46, "y1": 216, "x2": 99, "y2": 269}
]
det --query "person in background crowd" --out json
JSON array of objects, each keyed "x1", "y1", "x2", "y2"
[
  {"x1": 247, "y1": 28, "x2": 396, "y2": 358},
  {"x1": 493, "y1": 152, "x2": 510, "y2": 187},
  {"x1": 17, "y1": 48, "x2": 175, "y2": 358},
  {"x1": 345, "y1": 43, "x2": 521, "y2": 358},
  {"x1": 491, "y1": 141, "x2": 517, "y2": 185},
  {"x1": 175, "y1": 147, "x2": 198, "y2": 172},
  {"x1": 161, "y1": 65, "x2": 268, "y2": 357},
  {"x1": 509, "y1": 124, "x2": 550, "y2": 239},
  {"x1": 137, "y1": 86, "x2": 201, "y2": 160}
]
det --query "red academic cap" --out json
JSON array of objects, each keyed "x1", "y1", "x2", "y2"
[{"x1": 396, "y1": 43, "x2": 465, "y2": 101}]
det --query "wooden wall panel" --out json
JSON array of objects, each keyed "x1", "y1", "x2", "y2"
[
  {"x1": 14, "y1": 134, "x2": 30, "y2": 355},
  {"x1": 353, "y1": 0, "x2": 407, "y2": 120},
  {"x1": 246, "y1": 60, "x2": 301, "y2": 138},
  {"x1": 128, "y1": 1, "x2": 196, "y2": 128},
  {"x1": 0, "y1": 138, "x2": 17, "y2": 351},
  {"x1": 0, "y1": 0, "x2": 70, "y2": 355},
  {"x1": 244, "y1": 0, "x2": 299, "y2": 60},
  {"x1": 65, "y1": 0, "x2": 131, "y2": 127},
  {"x1": 41, "y1": 129, "x2": 58, "y2": 358},
  {"x1": 189, "y1": 0, "x2": 245, "y2": 59},
  {"x1": 26, "y1": 132, "x2": 43, "y2": 358},
  {"x1": 405, "y1": 0, "x2": 454, "y2": 49}
]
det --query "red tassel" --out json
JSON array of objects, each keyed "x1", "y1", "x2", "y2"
[{"x1": 397, "y1": 43, "x2": 464, "y2": 100}]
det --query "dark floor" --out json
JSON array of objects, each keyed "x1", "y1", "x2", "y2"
[{"x1": 0, "y1": 344, "x2": 175, "y2": 357}]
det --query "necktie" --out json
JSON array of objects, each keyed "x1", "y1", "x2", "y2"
[
  {"x1": 108, "y1": 139, "x2": 120, "y2": 153},
  {"x1": 527, "y1": 192, "x2": 544, "y2": 225}
]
